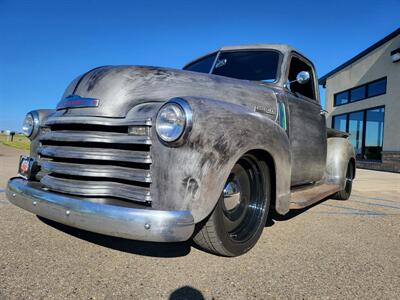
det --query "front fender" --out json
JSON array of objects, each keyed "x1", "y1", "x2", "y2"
[
  {"x1": 150, "y1": 97, "x2": 291, "y2": 223},
  {"x1": 325, "y1": 137, "x2": 355, "y2": 188}
]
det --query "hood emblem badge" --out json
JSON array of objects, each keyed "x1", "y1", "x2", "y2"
[
  {"x1": 255, "y1": 105, "x2": 275, "y2": 115},
  {"x1": 57, "y1": 94, "x2": 100, "y2": 110}
]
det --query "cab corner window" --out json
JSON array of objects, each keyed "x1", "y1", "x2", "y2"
[{"x1": 288, "y1": 56, "x2": 316, "y2": 100}]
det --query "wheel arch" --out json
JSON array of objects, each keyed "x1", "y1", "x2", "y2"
[{"x1": 192, "y1": 145, "x2": 288, "y2": 224}]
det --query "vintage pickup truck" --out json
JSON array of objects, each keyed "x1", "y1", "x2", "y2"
[{"x1": 7, "y1": 44, "x2": 355, "y2": 256}]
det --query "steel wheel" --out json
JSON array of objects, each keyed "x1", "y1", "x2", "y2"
[
  {"x1": 193, "y1": 154, "x2": 270, "y2": 256},
  {"x1": 221, "y1": 156, "x2": 266, "y2": 243}
]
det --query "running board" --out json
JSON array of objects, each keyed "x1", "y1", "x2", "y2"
[{"x1": 289, "y1": 183, "x2": 340, "y2": 209}]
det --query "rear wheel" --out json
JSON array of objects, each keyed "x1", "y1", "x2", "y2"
[
  {"x1": 332, "y1": 160, "x2": 354, "y2": 200},
  {"x1": 193, "y1": 154, "x2": 270, "y2": 257}
]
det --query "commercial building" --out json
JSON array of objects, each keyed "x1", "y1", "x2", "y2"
[{"x1": 319, "y1": 28, "x2": 400, "y2": 172}]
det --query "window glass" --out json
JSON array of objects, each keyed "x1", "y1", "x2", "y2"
[
  {"x1": 348, "y1": 111, "x2": 364, "y2": 159},
  {"x1": 333, "y1": 114, "x2": 347, "y2": 132},
  {"x1": 334, "y1": 78, "x2": 387, "y2": 106},
  {"x1": 333, "y1": 107, "x2": 385, "y2": 161},
  {"x1": 287, "y1": 56, "x2": 316, "y2": 100},
  {"x1": 334, "y1": 91, "x2": 349, "y2": 106},
  {"x1": 364, "y1": 107, "x2": 384, "y2": 160},
  {"x1": 184, "y1": 54, "x2": 217, "y2": 73},
  {"x1": 367, "y1": 78, "x2": 386, "y2": 97},
  {"x1": 212, "y1": 51, "x2": 280, "y2": 82},
  {"x1": 350, "y1": 86, "x2": 366, "y2": 102}
]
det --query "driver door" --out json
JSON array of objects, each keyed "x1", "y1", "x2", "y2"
[{"x1": 286, "y1": 54, "x2": 327, "y2": 186}]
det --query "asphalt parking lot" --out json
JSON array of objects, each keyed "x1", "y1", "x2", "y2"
[{"x1": 0, "y1": 143, "x2": 399, "y2": 299}]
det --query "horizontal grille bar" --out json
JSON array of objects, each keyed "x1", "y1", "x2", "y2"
[
  {"x1": 41, "y1": 175, "x2": 151, "y2": 203},
  {"x1": 38, "y1": 145, "x2": 152, "y2": 164},
  {"x1": 45, "y1": 116, "x2": 152, "y2": 126},
  {"x1": 41, "y1": 131, "x2": 151, "y2": 144},
  {"x1": 38, "y1": 116, "x2": 153, "y2": 204},
  {"x1": 41, "y1": 160, "x2": 152, "y2": 183}
]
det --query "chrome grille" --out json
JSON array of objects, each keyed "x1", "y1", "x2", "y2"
[{"x1": 38, "y1": 116, "x2": 152, "y2": 204}]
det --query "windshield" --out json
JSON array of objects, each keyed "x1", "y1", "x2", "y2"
[
  {"x1": 184, "y1": 53, "x2": 217, "y2": 74},
  {"x1": 184, "y1": 50, "x2": 280, "y2": 82}
]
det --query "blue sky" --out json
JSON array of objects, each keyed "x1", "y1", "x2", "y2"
[{"x1": 0, "y1": 0, "x2": 399, "y2": 131}]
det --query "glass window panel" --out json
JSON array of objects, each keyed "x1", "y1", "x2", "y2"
[
  {"x1": 350, "y1": 86, "x2": 366, "y2": 102},
  {"x1": 364, "y1": 107, "x2": 384, "y2": 160},
  {"x1": 184, "y1": 53, "x2": 217, "y2": 73},
  {"x1": 334, "y1": 91, "x2": 349, "y2": 106},
  {"x1": 367, "y1": 78, "x2": 386, "y2": 97},
  {"x1": 348, "y1": 111, "x2": 364, "y2": 159},
  {"x1": 287, "y1": 56, "x2": 316, "y2": 99},
  {"x1": 212, "y1": 50, "x2": 280, "y2": 82},
  {"x1": 333, "y1": 114, "x2": 347, "y2": 132}
]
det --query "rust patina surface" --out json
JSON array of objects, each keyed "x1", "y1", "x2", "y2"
[{"x1": 6, "y1": 44, "x2": 355, "y2": 243}]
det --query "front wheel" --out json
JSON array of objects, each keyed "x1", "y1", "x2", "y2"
[{"x1": 193, "y1": 154, "x2": 271, "y2": 257}]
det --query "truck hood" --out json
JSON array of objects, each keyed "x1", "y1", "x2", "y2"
[{"x1": 59, "y1": 66, "x2": 279, "y2": 118}]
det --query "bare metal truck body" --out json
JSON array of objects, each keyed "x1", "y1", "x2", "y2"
[{"x1": 7, "y1": 45, "x2": 355, "y2": 256}]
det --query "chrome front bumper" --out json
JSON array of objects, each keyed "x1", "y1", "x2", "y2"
[{"x1": 6, "y1": 178, "x2": 195, "y2": 242}]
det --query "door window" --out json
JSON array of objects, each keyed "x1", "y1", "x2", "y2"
[{"x1": 287, "y1": 56, "x2": 316, "y2": 100}]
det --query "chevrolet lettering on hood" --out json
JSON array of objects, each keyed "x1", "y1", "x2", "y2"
[{"x1": 57, "y1": 94, "x2": 99, "y2": 110}]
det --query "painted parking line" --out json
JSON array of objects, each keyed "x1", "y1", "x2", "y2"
[
  {"x1": 305, "y1": 194, "x2": 400, "y2": 216},
  {"x1": 307, "y1": 211, "x2": 395, "y2": 216},
  {"x1": 350, "y1": 199, "x2": 400, "y2": 210},
  {"x1": 307, "y1": 211, "x2": 400, "y2": 218},
  {"x1": 319, "y1": 203, "x2": 386, "y2": 216},
  {"x1": 352, "y1": 194, "x2": 400, "y2": 204}
]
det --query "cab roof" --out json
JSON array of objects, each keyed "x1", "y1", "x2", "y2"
[
  {"x1": 220, "y1": 43, "x2": 296, "y2": 52},
  {"x1": 184, "y1": 44, "x2": 304, "y2": 69}
]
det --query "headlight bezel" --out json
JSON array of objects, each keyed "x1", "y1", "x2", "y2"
[
  {"x1": 155, "y1": 98, "x2": 193, "y2": 145},
  {"x1": 22, "y1": 111, "x2": 40, "y2": 139}
]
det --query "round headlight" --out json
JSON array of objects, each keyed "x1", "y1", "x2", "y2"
[
  {"x1": 22, "y1": 113, "x2": 35, "y2": 137},
  {"x1": 156, "y1": 102, "x2": 186, "y2": 142}
]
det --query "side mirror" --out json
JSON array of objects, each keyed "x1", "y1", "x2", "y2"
[{"x1": 296, "y1": 71, "x2": 310, "y2": 84}]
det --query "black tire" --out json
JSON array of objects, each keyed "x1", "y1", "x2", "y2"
[
  {"x1": 332, "y1": 160, "x2": 354, "y2": 200},
  {"x1": 193, "y1": 154, "x2": 271, "y2": 257}
]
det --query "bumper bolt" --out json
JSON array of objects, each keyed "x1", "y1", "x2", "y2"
[
  {"x1": 33, "y1": 201, "x2": 37, "y2": 206},
  {"x1": 12, "y1": 193, "x2": 16, "y2": 197},
  {"x1": 65, "y1": 210, "x2": 71, "y2": 216},
  {"x1": 144, "y1": 223, "x2": 151, "y2": 230}
]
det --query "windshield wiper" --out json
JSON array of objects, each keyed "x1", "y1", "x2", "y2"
[{"x1": 214, "y1": 58, "x2": 227, "y2": 69}]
